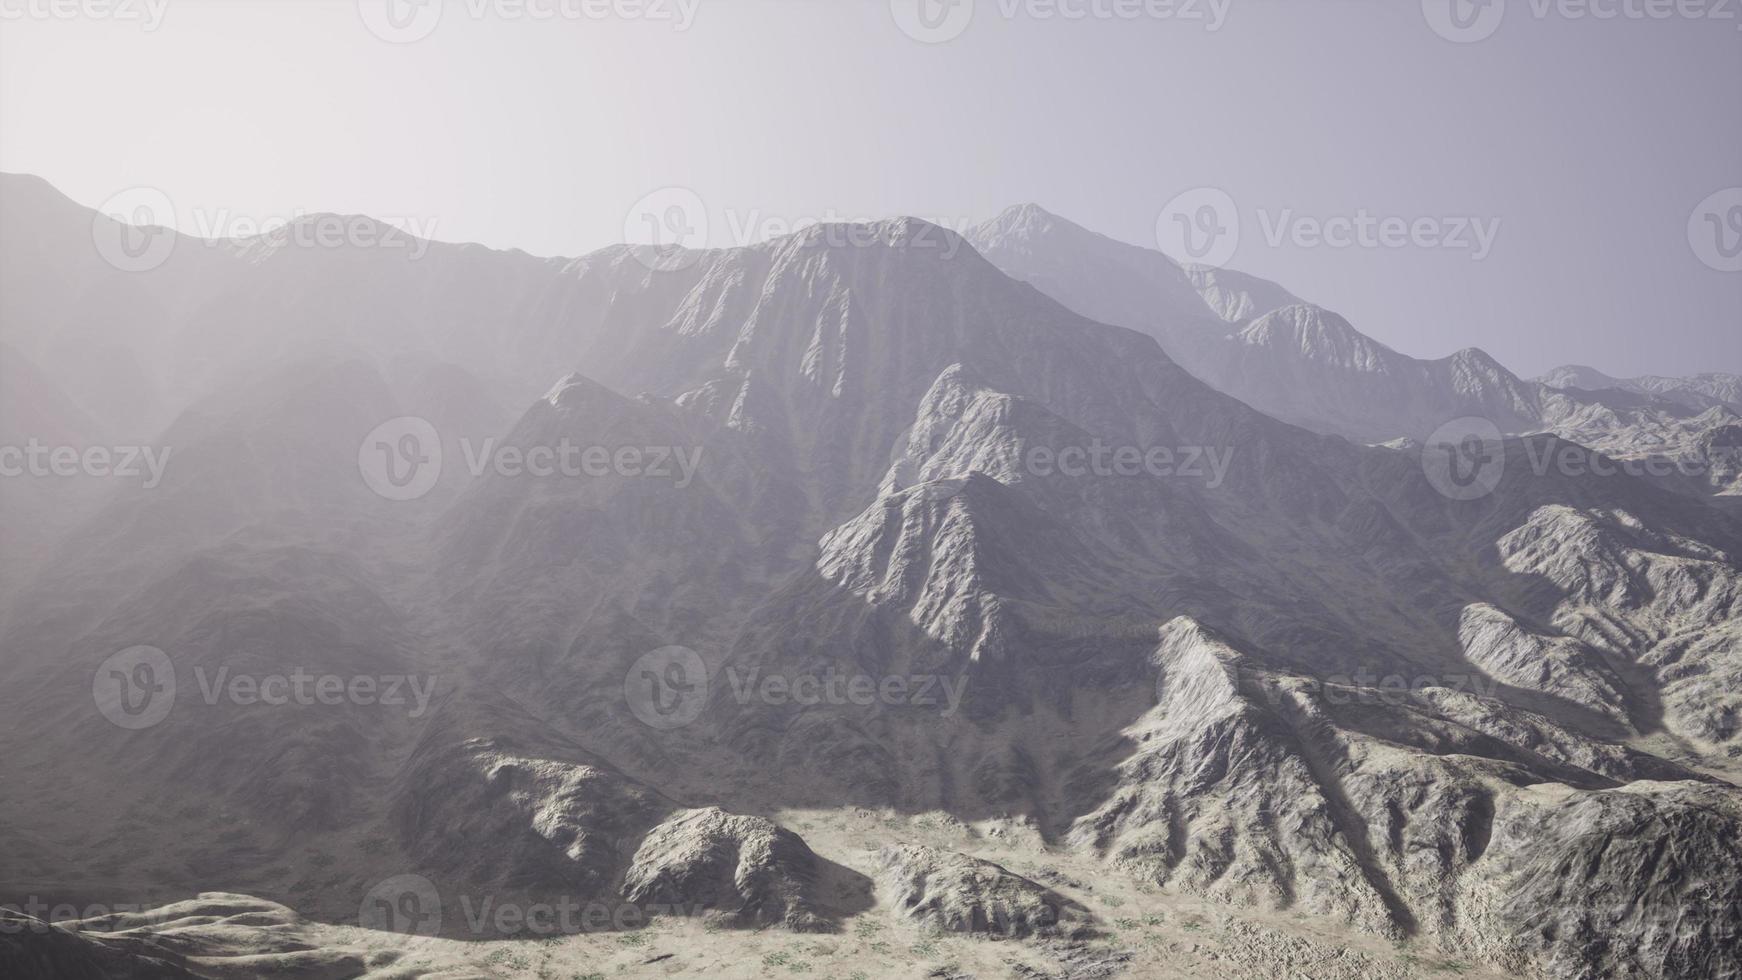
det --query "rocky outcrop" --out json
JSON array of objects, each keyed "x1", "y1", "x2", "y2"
[
  {"x1": 1495, "y1": 504, "x2": 1742, "y2": 754},
  {"x1": 1066, "y1": 620, "x2": 1407, "y2": 938},
  {"x1": 389, "y1": 692, "x2": 669, "y2": 897},
  {"x1": 1456, "y1": 603, "x2": 1628, "y2": 722},
  {"x1": 622, "y1": 807, "x2": 827, "y2": 931},
  {"x1": 1482, "y1": 782, "x2": 1742, "y2": 980},
  {"x1": 0, "y1": 894, "x2": 377, "y2": 980},
  {"x1": 874, "y1": 844, "x2": 1090, "y2": 939}
]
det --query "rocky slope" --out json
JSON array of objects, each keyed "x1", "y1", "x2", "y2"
[{"x1": 874, "y1": 844, "x2": 1091, "y2": 938}]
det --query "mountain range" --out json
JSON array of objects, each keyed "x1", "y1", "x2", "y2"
[
  {"x1": 2, "y1": 174, "x2": 1739, "y2": 980},
  {"x1": 966, "y1": 204, "x2": 1741, "y2": 498}
]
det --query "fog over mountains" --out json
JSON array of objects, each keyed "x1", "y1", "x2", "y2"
[
  {"x1": 967, "y1": 204, "x2": 1742, "y2": 496},
  {"x1": 2, "y1": 173, "x2": 1740, "y2": 980}
]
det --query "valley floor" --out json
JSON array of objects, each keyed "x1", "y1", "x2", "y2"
[{"x1": 12, "y1": 805, "x2": 1521, "y2": 980}]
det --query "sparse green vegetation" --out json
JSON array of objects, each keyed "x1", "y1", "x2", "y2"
[{"x1": 481, "y1": 948, "x2": 532, "y2": 972}]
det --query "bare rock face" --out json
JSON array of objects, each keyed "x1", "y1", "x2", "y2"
[
  {"x1": 1456, "y1": 603, "x2": 1629, "y2": 722},
  {"x1": 1066, "y1": 616, "x2": 1742, "y2": 979},
  {"x1": 874, "y1": 844, "x2": 1090, "y2": 939},
  {"x1": 1066, "y1": 619, "x2": 1404, "y2": 938},
  {"x1": 1481, "y1": 782, "x2": 1742, "y2": 980},
  {"x1": 1495, "y1": 504, "x2": 1742, "y2": 754},
  {"x1": 622, "y1": 807, "x2": 826, "y2": 931}
]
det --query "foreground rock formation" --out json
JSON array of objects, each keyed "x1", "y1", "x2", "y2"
[{"x1": 875, "y1": 844, "x2": 1092, "y2": 939}]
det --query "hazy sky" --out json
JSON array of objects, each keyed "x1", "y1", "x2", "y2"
[{"x1": 1, "y1": 0, "x2": 1737, "y2": 377}]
